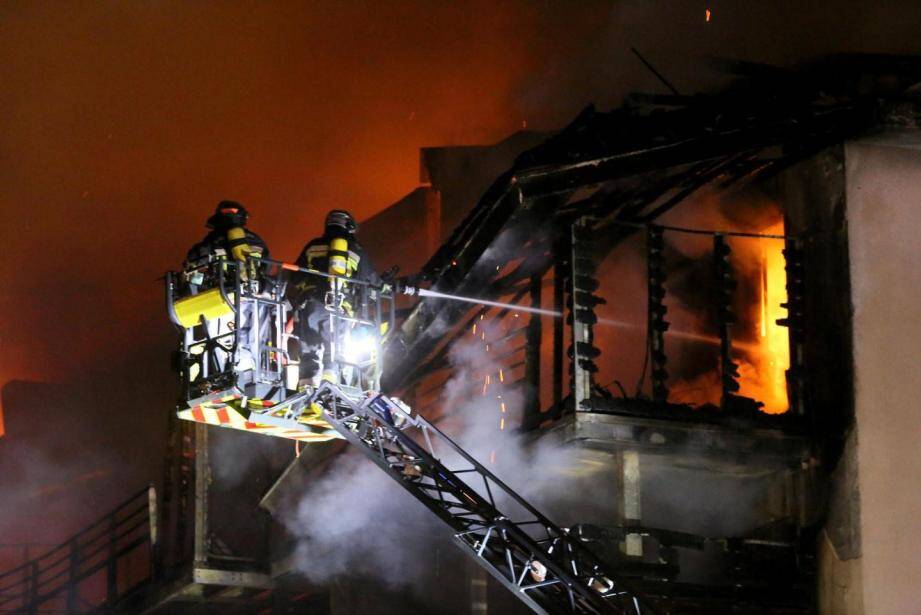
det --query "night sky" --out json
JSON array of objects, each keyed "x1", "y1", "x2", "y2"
[{"x1": 2, "y1": 0, "x2": 921, "y2": 544}]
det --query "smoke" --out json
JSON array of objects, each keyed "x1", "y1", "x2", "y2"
[
  {"x1": 640, "y1": 461, "x2": 775, "y2": 537},
  {"x1": 0, "y1": 380, "x2": 144, "y2": 564},
  {"x1": 209, "y1": 425, "x2": 290, "y2": 488},
  {"x1": 285, "y1": 450, "x2": 440, "y2": 589},
  {"x1": 283, "y1": 309, "x2": 611, "y2": 594}
]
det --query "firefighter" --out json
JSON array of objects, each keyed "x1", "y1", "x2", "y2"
[
  {"x1": 185, "y1": 200, "x2": 269, "y2": 268},
  {"x1": 288, "y1": 209, "x2": 381, "y2": 388},
  {"x1": 183, "y1": 201, "x2": 271, "y2": 377}
]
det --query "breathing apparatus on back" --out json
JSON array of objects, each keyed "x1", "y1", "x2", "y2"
[{"x1": 324, "y1": 209, "x2": 357, "y2": 279}]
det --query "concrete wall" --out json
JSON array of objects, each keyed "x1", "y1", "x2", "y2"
[
  {"x1": 359, "y1": 186, "x2": 441, "y2": 276},
  {"x1": 844, "y1": 137, "x2": 921, "y2": 614},
  {"x1": 360, "y1": 131, "x2": 548, "y2": 277},
  {"x1": 818, "y1": 429, "x2": 864, "y2": 614},
  {"x1": 421, "y1": 130, "x2": 548, "y2": 240}
]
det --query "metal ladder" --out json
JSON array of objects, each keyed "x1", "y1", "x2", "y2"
[{"x1": 308, "y1": 382, "x2": 658, "y2": 615}]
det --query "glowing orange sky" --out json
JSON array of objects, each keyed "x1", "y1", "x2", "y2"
[{"x1": 0, "y1": 1, "x2": 604, "y2": 389}]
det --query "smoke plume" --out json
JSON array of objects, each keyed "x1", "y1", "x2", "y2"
[{"x1": 283, "y1": 312, "x2": 611, "y2": 595}]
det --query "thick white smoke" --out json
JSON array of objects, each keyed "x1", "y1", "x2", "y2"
[{"x1": 283, "y1": 310, "x2": 609, "y2": 592}]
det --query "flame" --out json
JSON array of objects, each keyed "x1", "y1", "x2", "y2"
[
  {"x1": 760, "y1": 253, "x2": 768, "y2": 338},
  {"x1": 705, "y1": 8, "x2": 711, "y2": 22},
  {"x1": 738, "y1": 221, "x2": 790, "y2": 413},
  {"x1": 668, "y1": 221, "x2": 790, "y2": 413}
]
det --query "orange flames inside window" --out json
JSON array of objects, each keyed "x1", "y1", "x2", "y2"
[
  {"x1": 737, "y1": 221, "x2": 790, "y2": 413},
  {"x1": 668, "y1": 221, "x2": 790, "y2": 414}
]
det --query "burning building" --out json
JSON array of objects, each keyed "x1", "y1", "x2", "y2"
[{"x1": 3, "y1": 55, "x2": 920, "y2": 614}]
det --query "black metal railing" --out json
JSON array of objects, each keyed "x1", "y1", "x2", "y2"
[{"x1": 0, "y1": 486, "x2": 155, "y2": 614}]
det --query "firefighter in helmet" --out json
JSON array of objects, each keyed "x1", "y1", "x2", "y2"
[
  {"x1": 182, "y1": 201, "x2": 271, "y2": 376},
  {"x1": 288, "y1": 209, "x2": 381, "y2": 388},
  {"x1": 185, "y1": 200, "x2": 269, "y2": 268}
]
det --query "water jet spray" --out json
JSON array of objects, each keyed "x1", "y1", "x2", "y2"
[{"x1": 402, "y1": 286, "x2": 561, "y2": 317}]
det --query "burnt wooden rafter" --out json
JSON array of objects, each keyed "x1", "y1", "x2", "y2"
[{"x1": 383, "y1": 90, "x2": 877, "y2": 393}]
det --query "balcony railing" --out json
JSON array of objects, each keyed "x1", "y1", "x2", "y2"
[{"x1": 0, "y1": 486, "x2": 156, "y2": 614}]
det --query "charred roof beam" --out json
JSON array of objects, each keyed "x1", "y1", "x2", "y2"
[{"x1": 384, "y1": 93, "x2": 877, "y2": 393}]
